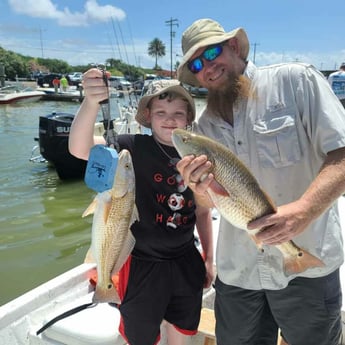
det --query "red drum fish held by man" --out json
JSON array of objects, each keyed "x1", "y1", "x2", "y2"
[
  {"x1": 83, "y1": 149, "x2": 138, "y2": 303},
  {"x1": 172, "y1": 128, "x2": 324, "y2": 276}
]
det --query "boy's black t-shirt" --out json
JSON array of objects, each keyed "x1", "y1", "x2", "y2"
[{"x1": 117, "y1": 134, "x2": 196, "y2": 261}]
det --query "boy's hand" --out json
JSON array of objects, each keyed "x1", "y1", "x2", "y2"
[{"x1": 82, "y1": 68, "x2": 109, "y2": 105}]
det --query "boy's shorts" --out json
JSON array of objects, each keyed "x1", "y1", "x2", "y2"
[{"x1": 118, "y1": 245, "x2": 206, "y2": 345}]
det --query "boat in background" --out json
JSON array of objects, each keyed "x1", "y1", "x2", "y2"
[
  {"x1": 0, "y1": 85, "x2": 45, "y2": 104},
  {"x1": 37, "y1": 86, "x2": 84, "y2": 102}
]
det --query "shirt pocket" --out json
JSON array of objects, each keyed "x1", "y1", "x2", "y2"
[{"x1": 253, "y1": 114, "x2": 301, "y2": 168}]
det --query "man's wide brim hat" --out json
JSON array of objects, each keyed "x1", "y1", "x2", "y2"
[
  {"x1": 177, "y1": 18, "x2": 249, "y2": 87},
  {"x1": 135, "y1": 79, "x2": 196, "y2": 128}
]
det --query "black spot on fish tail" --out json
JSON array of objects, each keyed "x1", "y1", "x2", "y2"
[{"x1": 283, "y1": 247, "x2": 325, "y2": 276}]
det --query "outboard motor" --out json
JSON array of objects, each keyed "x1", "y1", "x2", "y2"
[{"x1": 39, "y1": 112, "x2": 87, "y2": 179}]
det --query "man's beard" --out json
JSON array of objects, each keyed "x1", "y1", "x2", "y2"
[{"x1": 206, "y1": 72, "x2": 252, "y2": 122}]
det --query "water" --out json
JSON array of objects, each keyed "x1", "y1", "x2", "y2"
[{"x1": 0, "y1": 100, "x2": 100, "y2": 306}]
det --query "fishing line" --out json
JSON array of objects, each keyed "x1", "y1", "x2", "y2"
[
  {"x1": 36, "y1": 302, "x2": 96, "y2": 335},
  {"x1": 36, "y1": 301, "x2": 120, "y2": 335},
  {"x1": 110, "y1": 17, "x2": 123, "y2": 62}
]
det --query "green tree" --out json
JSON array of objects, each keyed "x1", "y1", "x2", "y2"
[
  {"x1": 106, "y1": 58, "x2": 120, "y2": 69},
  {"x1": 148, "y1": 38, "x2": 166, "y2": 70},
  {"x1": 0, "y1": 45, "x2": 160, "y2": 82},
  {"x1": 0, "y1": 47, "x2": 29, "y2": 80},
  {"x1": 36, "y1": 58, "x2": 69, "y2": 74}
]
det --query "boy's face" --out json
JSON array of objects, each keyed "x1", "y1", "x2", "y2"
[{"x1": 145, "y1": 96, "x2": 190, "y2": 146}]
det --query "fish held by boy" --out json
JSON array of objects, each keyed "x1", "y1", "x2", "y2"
[
  {"x1": 83, "y1": 149, "x2": 138, "y2": 303},
  {"x1": 172, "y1": 128, "x2": 324, "y2": 275}
]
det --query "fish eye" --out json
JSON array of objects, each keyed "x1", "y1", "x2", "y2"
[{"x1": 107, "y1": 284, "x2": 112, "y2": 289}]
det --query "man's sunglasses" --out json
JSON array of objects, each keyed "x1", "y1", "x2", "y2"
[{"x1": 187, "y1": 43, "x2": 224, "y2": 74}]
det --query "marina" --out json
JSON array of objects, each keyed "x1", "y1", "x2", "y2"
[{"x1": 0, "y1": 2, "x2": 344, "y2": 344}]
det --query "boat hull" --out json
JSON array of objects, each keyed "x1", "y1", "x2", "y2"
[
  {"x1": 0, "y1": 262, "x2": 214, "y2": 345},
  {"x1": 0, "y1": 263, "x2": 126, "y2": 345},
  {"x1": 0, "y1": 92, "x2": 44, "y2": 104},
  {"x1": 37, "y1": 87, "x2": 84, "y2": 102}
]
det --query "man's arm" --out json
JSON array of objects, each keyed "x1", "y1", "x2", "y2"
[{"x1": 249, "y1": 147, "x2": 345, "y2": 245}]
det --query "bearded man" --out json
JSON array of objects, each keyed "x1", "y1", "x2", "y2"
[{"x1": 176, "y1": 18, "x2": 345, "y2": 345}]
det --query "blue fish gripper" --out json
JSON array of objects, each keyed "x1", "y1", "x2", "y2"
[{"x1": 84, "y1": 144, "x2": 118, "y2": 193}]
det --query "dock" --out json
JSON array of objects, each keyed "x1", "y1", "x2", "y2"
[{"x1": 37, "y1": 87, "x2": 84, "y2": 102}]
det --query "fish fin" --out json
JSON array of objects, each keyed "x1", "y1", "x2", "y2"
[
  {"x1": 84, "y1": 247, "x2": 96, "y2": 263},
  {"x1": 103, "y1": 199, "x2": 112, "y2": 223},
  {"x1": 93, "y1": 282, "x2": 121, "y2": 304},
  {"x1": 111, "y1": 230, "x2": 136, "y2": 276},
  {"x1": 261, "y1": 189, "x2": 277, "y2": 212},
  {"x1": 208, "y1": 180, "x2": 229, "y2": 197},
  {"x1": 131, "y1": 205, "x2": 140, "y2": 224},
  {"x1": 249, "y1": 234, "x2": 263, "y2": 250},
  {"x1": 278, "y1": 244, "x2": 325, "y2": 275},
  {"x1": 82, "y1": 199, "x2": 97, "y2": 217}
]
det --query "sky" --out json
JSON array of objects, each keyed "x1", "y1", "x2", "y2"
[{"x1": 0, "y1": 0, "x2": 344, "y2": 72}]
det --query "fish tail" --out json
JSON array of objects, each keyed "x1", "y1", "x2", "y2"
[
  {"x1": 283, "y1": 248, "x2": 325, "y2": 275},
  {"x1": 92, "y1": 283, "x2": 121, "y2": 304}
]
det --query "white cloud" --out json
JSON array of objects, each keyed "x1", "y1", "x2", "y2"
[
  {"x1": 8, "y1": 0, "x2": 125, "y2": 27},
  {"x1": 9, "y1": 0, "x2": 59, "y2": 18},
  {"x1": 85, "y1": 0, "x2": 126, "y2": 23},
  {"x1": 253, "y1": 50, "x2": 345, "y2": 71}
]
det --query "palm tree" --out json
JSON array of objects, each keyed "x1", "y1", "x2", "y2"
[{"x1": 148, "y1": 38, "x2": 166, "y2": 70}]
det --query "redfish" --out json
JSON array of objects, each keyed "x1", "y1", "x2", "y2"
[
  {"x1": 83, "y1": 149, "x2": 138, "y2": 303},
  {"x1": 172, "y1": 128, "x2": 324, "y2": 275}
]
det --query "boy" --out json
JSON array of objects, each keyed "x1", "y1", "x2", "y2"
[{"x1": 69, "y1": 72, "x2": 214, "y2": 345}]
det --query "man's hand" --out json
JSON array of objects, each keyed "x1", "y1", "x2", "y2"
[{"x1": 248, "y1": 200, "x2": 313, "y2": 245}]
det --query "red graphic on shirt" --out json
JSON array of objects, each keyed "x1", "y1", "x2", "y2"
[{"x1": 153, "y1": 162, "x2": 193, "y2": 229}]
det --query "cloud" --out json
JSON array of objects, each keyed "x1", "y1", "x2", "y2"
[
  {"x1": 251, "y1": 49, "x2": 345, "y2": 71},
  {"x1": 85, "y1": 0, "x2": 126, "y2": 23},
  {"x1": 8, "y1": 0, "x2": 59, "y2": 19},
  {"x1": 8, "y1": 0, "x2": 125, "y2": 27}
]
